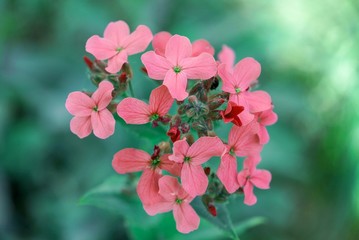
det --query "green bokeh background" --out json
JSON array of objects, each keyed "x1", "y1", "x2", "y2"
[{"x1": 1, "y1": 0, "x2": 358, "y2": 239}]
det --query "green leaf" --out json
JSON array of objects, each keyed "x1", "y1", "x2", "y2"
[{"x1": 78, "y1": 175, "x2": 148, "y2": 223}]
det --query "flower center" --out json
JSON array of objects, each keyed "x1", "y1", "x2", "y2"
[
  {"x1": 175, "y1": 198, "x2": 183, "y2": 204},
  {"x1": 229, "y1": 147, "x2": 235, "y2": 156},
  {"x1": 235, "y1": 87, "x2": 241, "y2": 93},
  {"x1": 150, "y1": 113, "x2": 159, "y2": 121},
  {"x1": 93, "y1": 106, "x2": 98, "y2": 112},
  {"x1": 173, "y1": 66, "x2": 182, "y2": 74},
  {"x1": 150, "y1": 157, "x2": 161, "y2": 168},
  {"x1": 116, "y1": 47, "x2": 123, "y2": 52},
  {"x1": 184, "y1": 156, "x2": 191, "y2": 162}
]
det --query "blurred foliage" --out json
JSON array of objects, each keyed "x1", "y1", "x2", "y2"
[{"x1": 1, "y1": 0, "x2": 359, "y2": 239}]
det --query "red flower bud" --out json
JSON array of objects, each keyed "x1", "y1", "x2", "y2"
[
  {"x1": 83, "y1": 56, "x2": 93, "y2": 70},
  {"x1": 221, "y1": 101, "x2": 244, "y2": 126},
  {"x1": 204, "y1": 167, "x2": 211, "y2": 176},
  {"x1": 167, "y1": 127, "x2": 181, "y2": 143},
  {"x1": 207, "y1": 204, "x2": 217, "y2": 217}
]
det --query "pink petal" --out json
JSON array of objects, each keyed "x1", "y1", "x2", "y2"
[
  {"x1": 152, "y1": 31, "x2": 172, "y2": 56},
  {"x1": 218, "y1": 64, "x2": 236, "y2": 94},
  {"x1": 229, "y1": 123, "x2": 261, "y2": 157},
  {"x1": 163, "y1": 70, "x2": 189, "y2": 101},
  {"x1": 217, "y1": 153, "x2": 239, "y2": 193},
  {"x1": 243, "y1": 91, "x2": 272, "y2": 113},
  {"x1": 85, "y1": 35, "x2": 117, "y2": 60},
  {"x1": 70, "y1": 116, "x2": 92, "y2": 138},
  {"x1": 251, "y1": 169, "x2": 272, "y2": 189},
  {"x1": 91, "y1": 81, "x2": 114, "y2": 110},
  {"x1": 237, "y1": 169, "x2": 249, "y2": 187},
  {"x1": 141, "y1": 51, "x2": 172, "y2": 79},
  {"x1": 233, "y1": 57, "x2": 261, "y2": 90},
  {"x1": 260, "y1": 108, "x2": 278, "y2": 126},
  {"x1": 218, "y1": 45, "x2": 235, "y2": 71},
  {"x1": 181, "y1": 53, "x2": 217, "y2": 80},
  {"x1": 117, "y1": 98, "x2": 150, "y2": 124},
  {"x1": 105, "y1": 50, "x2": 128, "y2": 74},
  {"x1": 169, "y1": 138, "x2": 190, "y2": 163},
  {"x1": 137, "y1": 169, "x2": 165, "y2": 212},
  {"x1": 143, "y1": 201, "x2": 174, "y2": 216},
  {"x1": 243, "y1": 183, "x2": 257, "y2": 206},
  {"x1": 149, "y1": 85, "x2": 174, "y2": 116},
  {"x1": 187, "y1": 137, "x2": 225, "y2": 165},
  {"x1": 122, "y1": 25, "x2": 153, "y2": 55},
  {"x1": 243, "y1": 155, "x2": 261, "y2": 170},
  {"x1": 173, "y1": 204, "x2": 200, "y2": 233},
  {"x1": 165, "y1": 35, "x2": 192, "y2": 65},
  {"x1": 181, "y1": 163, "x2": 208, "y2": 196},
  {"x1": 229, "y1": 94, "x2": 254, "y2": 125},
  {"x1": 65, "y1": 91, "x2": 95, "y2": 116},
  {"x1": 160, "y1": 154, "x2": 182, "y2": 176},
  {"x1": 191, "y1": 39, "x2": 214, "y2": 57},
  {"x1": 112, "y1": 148, "x2": 150, "y2": 174},
  {"x1": 158, "y1": 175, "x2": 181, "y2": 202},
  {"x1": 258, "y1": 125, "x2": 270, "y2": 145},
  {"x1": 90, "y1": 109, "x2": 115, "y2": 139},
  {"x1": 103, "y1": 20, "x2": 130, "y2": 46}
]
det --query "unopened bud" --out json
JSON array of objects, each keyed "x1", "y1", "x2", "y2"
[
  {"x1": 178, "y1": 104, "x2": 190, "y2": 115},
  {"x1": 188, "y1": 95, "x2": 198, "y2": 105},
  {"x1": 167, "y1": 127, "x2": 181, "y2": 143},
  {"x1": 189, "y1": 82, "x2": 203, "y2": 95},
  {"x1": 204, "y1": 167, "x2": 211, "y2": 176},
  {"x1": 208, "y1": 110, "x2": 222, "y2": 121},
  {"x1": 118, "y1": 72, "x2": 127, "y2": 83},
  {"x1": 159, "y1": 115, "x2": 171, "y2": 124},
  {"x1": 208, "y1": 97, "x2": 225, "y2": 110},
  {"x1": 121, "y1": 63, "x2": 133, "y2": 79},
  {"x1": 83, "y1": 56, "x2": 94, "y2": 70},
  {"x1": 180, "y1": 123, "x2": 190, "y2": 133},
  {"x1": 207, "y1": 131, "x2": 217, "y2": 137},
  {"x1": 141, "y1": 66, "x2": 148, "y2": 75},
  {"x1": 208, "y1": 204, "x2": 217, "y2": 217},
  {"x1": 158, "y1": 141, "x2": 171, "y2": 153},
  {"x1": 191, "y1": 121, "x2": 207, "y2": 132},
  {"x1": 184, "y1": 133, "x2": 195, "y2": 145}
]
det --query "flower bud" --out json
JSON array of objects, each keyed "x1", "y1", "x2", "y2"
[
  {"x1": 208, "y1": 97, "x2": 225, "y2": 110},
  {"x1": 184, "y1": 133, "x2": 195, "y2": 145},
  {"x1": 83, "y1": 56, "x2": 94, "y2": 70},
  {"x1": 158, "y1": 141, "x2": 171, "y2": 153},
  {"x1": 204, "y1": 167, "x2": 211, "y2": 176},
  {"x1": 177, "y1": 104, "x2": 190, "y2": 115},
  {"x1": 167, "y1": 127, "x2": 181, "y2": 143},
  {"x1": 189, "y1": 82, "x2": 203, "y2": 95},
  {"x1": 207, "y1": 204, "x2": 217, "y2": 217},
  {"x1": 180, "y1": 123, "x2": 190, "y2": 133}
]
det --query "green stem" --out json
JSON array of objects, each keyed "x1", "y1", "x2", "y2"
[
  {"x1": 223, "y1": 205, "x2": 240, "y2": 240},
  {"x1": 129, "y1": 81, "x2": 135, "y2": 97}
]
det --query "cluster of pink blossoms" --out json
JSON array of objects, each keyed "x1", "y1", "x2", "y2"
[{"x1": 65, "y1": 20, "x2": 277, "y2": 234}]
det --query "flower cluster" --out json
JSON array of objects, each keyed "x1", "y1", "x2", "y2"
[{"x1": 65, "y1": 20, "x2": 277, "y2": 233}]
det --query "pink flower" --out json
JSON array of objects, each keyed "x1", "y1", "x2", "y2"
[
  {"x1": 254, "y1": 107, "x2": 278, "y2": 144},
  {"x1": 112, "y1": 147, "x2": 182, "y2": 214},
  {"x1": 152, "y1": 31, "x2": 214, "y2": 57},
  {"x1": 217, "y1": 122, "x2": 262, "y2": 193},
  {"x1": 145, "y1": 175, "x2": 200, "y2": 233},
  {"x1": 169, "y1": 137, "x2": 225, "y2": 196},
  {"x1": 220, "y1": 101, "x2": 245, "y2": 126},
  {"x1": 117, "y1": 85, "x2": 174, "y2": 124},
  {"x1": 218, "y1": 45, "x2": 235, "y2": 72},
  {"x1": 218, "y1": 58, "x2": 272, "y2": 125},
  {"x1": 141, "y1": 35, "x2": 217, "y2": 100},
  {"x1": 65, "y1": 80, "x2": 115, "y2": 139},
  {"x1": 237, "y1": 155, "x2": 272, "y2": 205},
  {"x1": 86, "y1": 20, "x2": 153, "y2": 74}
]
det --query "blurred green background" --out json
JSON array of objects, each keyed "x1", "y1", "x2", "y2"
[{"x1": 1, "y1": 0, "x2": 358, "y2": 239}]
